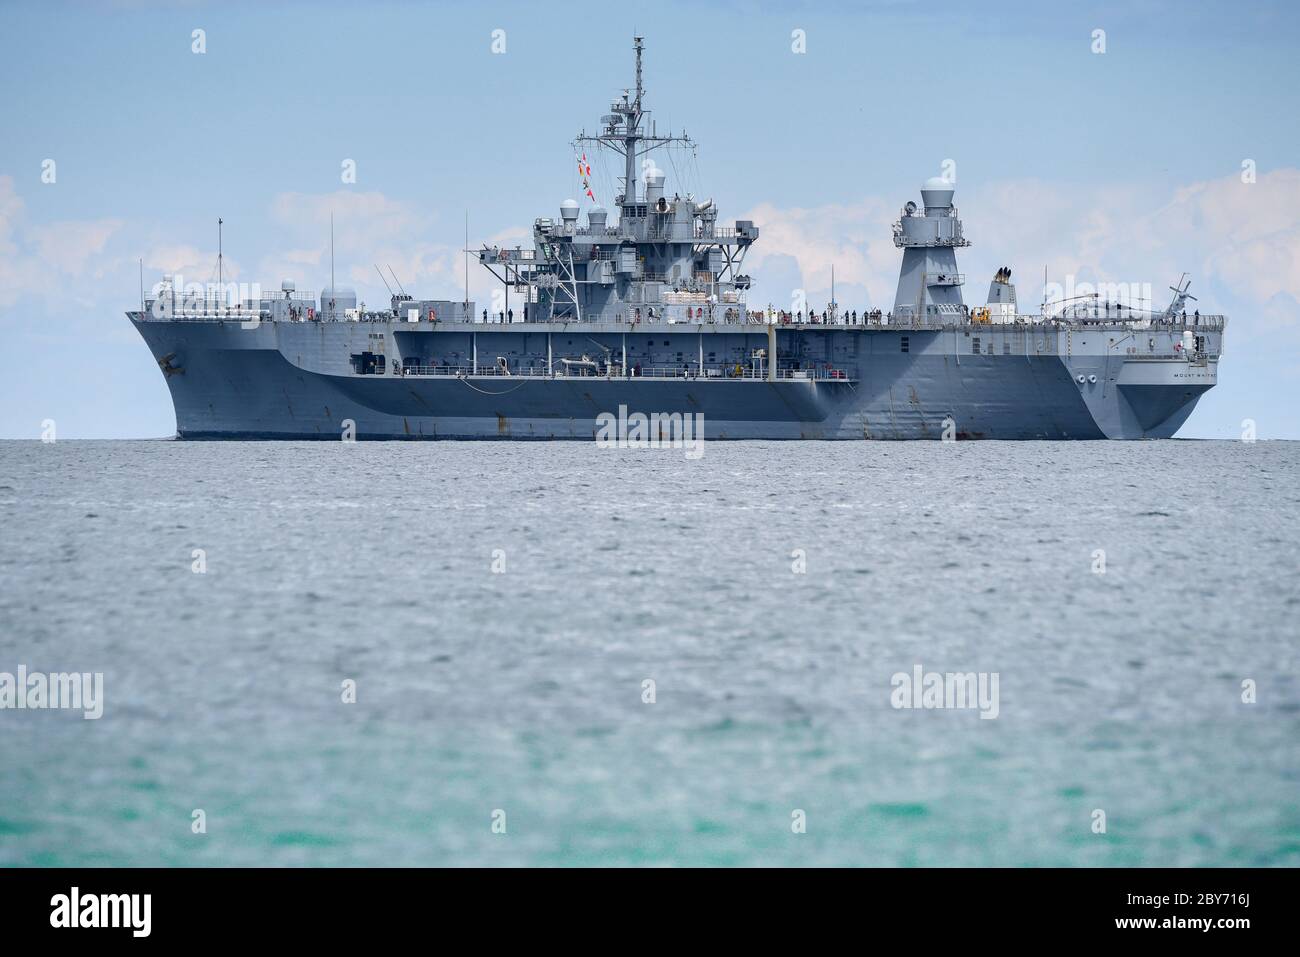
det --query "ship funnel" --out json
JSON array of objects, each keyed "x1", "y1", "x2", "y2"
[
  {"x1": 985, "y1": 268, "x2": 1017, "y2": 321},
  {"x1": 645, "y1": 171, "x2": 666, "y2": 206},
  {"x1": 920, "y1": 176, "x2": 954, "y2": 213}
]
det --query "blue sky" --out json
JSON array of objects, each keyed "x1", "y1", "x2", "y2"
[{"x1": 1, "y1": 0, "x2": 1297, "y2": 438}]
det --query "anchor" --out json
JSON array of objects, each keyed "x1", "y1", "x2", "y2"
[{"x1": 157, "y1": 352, "x2": 185, "y2": 377}]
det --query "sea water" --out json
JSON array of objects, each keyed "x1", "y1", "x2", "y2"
[{"x1": 0, "y1": 439, "x2": 1296, "y2": 866}]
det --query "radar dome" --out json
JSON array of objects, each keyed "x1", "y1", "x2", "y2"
[
  {"x1": 560, "y1": 199, "x2": 579, "y2": 221},
  {"x1": 320, "y1": 286, "x2": 357, "y2": 316}
]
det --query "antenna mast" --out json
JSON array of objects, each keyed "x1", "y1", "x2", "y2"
[
  {"x1": 330, "y1": 213, "x2": 335, "y2": 315},
  {"x1": 217, "y1": 217, "x2": 223, "y2": 301},
  {"x1": 626, "y1": 36, "x2": 643, "y2": 205},
  {"x1": 635, "y1": 34, "x2": 643, "y2": 113},
  {"x1": 575, "y1": 37, "x2": 693, "y2": 211}
]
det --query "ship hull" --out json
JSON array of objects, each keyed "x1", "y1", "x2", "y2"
[{"x1": 130, "y1": 318, "x2": 1219, "y2": 440}]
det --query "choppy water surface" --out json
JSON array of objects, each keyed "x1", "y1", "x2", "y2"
[{"x1": 0, "y1": 439, "x2": 1297, "y2": 866}]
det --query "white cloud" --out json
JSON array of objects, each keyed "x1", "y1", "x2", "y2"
[
  {"x1": 28, "y1": 219, "x2": 122, "y2": 275},
  {"x1": 0, "y1": 176, "x2": 21, "y2": 255},
  {"x1": 0, "y1": 175, "x2": 127, "y2": 310},
  {"x1": 143, "y1": 243, "x2": 243, "y2": 284},
  {"x1": 739, "y1": 197, "x2": 899, "y2": 309}
]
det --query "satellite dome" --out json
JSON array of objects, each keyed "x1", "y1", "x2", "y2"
[
  {"x1": 560, "y1": 199, "x2": 580, "y2": 221},
  {"x1": 924, "y1": 176, "x2": 951, "y2": 190}
]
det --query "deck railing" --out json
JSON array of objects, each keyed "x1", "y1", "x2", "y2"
[
  {"x1": 133, "y1": 301, "x2": 1226, "y2": 335},
  {"x1": 389, "y1": 364, "x2": 850, "y2": 381}
]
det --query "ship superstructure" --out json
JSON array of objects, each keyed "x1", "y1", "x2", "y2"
[
  {"x1": 479, "y1": 39, "x2": 756, "y2": 326},
  {"x1": 128, "y1": 38, "x2": 1223, "y2": 440}
]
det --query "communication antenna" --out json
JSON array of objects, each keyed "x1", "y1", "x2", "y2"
[
  {"x1": 329, "y1": 213, "x2": 336, "y2": 315},
  {"x1": 387, "y1": 266, "x2": 406, "y2": 296},
  {"x1": 464, "y1": 210, "x2": 469, "y2": 313},
  {"x1": 575, "y1": 37, "x2": 694, "y2": 209},
  {"x1": 217, "y1": 217, "x2": 223, "y2": 292},
  {"x1": 374, "y1": 264, "x2": 395, "y2": 297}
]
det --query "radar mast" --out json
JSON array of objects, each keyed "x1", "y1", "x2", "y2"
[{"x1": 575, "y1": 37, "x2": 694, "y2": 210}]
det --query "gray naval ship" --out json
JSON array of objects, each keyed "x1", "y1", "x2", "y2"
[{"x1": 130, "y1": 38, "x2": 1222, "y2": 440}]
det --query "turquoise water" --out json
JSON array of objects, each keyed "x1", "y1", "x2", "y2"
[{"x1": 1, "y1": 439, "x2": 1297, "y2": 866}]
